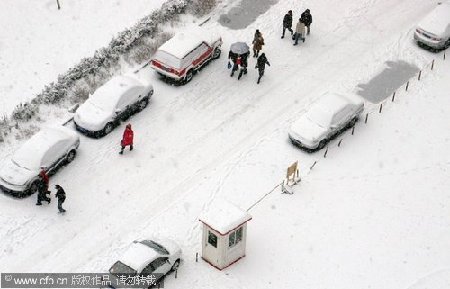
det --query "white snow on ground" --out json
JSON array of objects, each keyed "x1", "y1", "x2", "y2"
[
  {"x1": 1, "y1": 0, "x2": 449, "y2": 288},
  {"x1": 0, "y1": 0, "x2": 167, "y2": 116}
]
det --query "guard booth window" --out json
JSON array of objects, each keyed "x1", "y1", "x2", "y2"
[{"x1": 208, "y1": 231, "x2": 217, "y2": 248}]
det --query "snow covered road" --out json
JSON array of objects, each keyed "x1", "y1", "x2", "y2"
[{"x1": 1, "y1": 0, "x2": 448, "y2": 288}]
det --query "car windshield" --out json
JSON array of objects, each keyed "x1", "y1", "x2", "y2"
[
  {"x1": 109, "y1": 261, "x2": 137, "y2": 277},
  {"x1": 305, "y1": 105, "x2": 332, "y2": 129},
  {"x1": 88, "y1": 93, "x2": 118, "y2": 113},
  {"x1": 139, "y1": 240, "x2": 169, "y2": 255}
]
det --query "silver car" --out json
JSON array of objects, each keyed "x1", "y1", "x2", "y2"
[
  {"x1": 289, "y1": 93, "x2": 364, "y2": 151},
  {"x1": 106, "y1": 238, "x2": 182, "y2": 288},
  {"x1": 414, "y1": 2, "x2": 450, "y2": 50},
  {"x1": 74, "y1": 75, "x2": 154, "y2": 137},
  {"x1": 0, "y1": 126, "x2": 80, "y2": 197}
]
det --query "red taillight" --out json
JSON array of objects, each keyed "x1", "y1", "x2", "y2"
[
  {"x1": 170, "y1": 68, "x2": 186, "y2": 76},
  {"x1": 151, "y1": 60, "x2": 163, "y2": 68}
]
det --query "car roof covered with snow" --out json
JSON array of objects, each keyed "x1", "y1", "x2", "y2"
[
  {"x1": 118, "y1": 242, "x2": 160, "y2": 273},
  {"x1": 88, "y1": 75, "x2": 144, "y2": 110},
  {"x1": 156, "y1": 27, "x2": 220, "y2": 60},
  {"x1": 12, "y1": 126, "x2": 78, "y2": 171},
  {"x1": 306, "y1": 93, "x2": 363, "y2": 128},
  {"x1": 199, "y1": 199, "x2": 252, "y2": 235},
  {"x1": 417, "y1": 2, "x2": 450, "y2": 36}
]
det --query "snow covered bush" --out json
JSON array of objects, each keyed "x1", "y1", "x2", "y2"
[
  {"x1": 69, "y1": 81, "x2": 91, "y2": 105},
  {"x1": 187, "y1": 0, "x2": 217, "y2": 16},
  {"x1": 2, "y1": 0, "x2": 219, "y2": 143},
  {"x1": 11, "y1": 103, "x2": 39, "y2": 122},
  {"x1": 128, "y1": 32, "x2": 174, "y2": 64}
]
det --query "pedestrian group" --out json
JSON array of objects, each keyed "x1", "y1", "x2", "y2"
[{"x1": 227, "y1": 8, "x2": 312, "y2": 84}]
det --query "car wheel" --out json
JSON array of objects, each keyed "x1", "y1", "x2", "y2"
[
  {"x1": 137, "y1": 98, "x2": 149, "y2": 112},
  {"x1": 347, "y1": 117, "x2": 357, "y2": 128},
  {"x1": 318, "y1": 140, "x2": 327, "y2": 150},
  {"x1": 184, "y1": 70, "x2": 194, "y2": 84},
  {"x1": 212, "y1": 47, "x2": 221, "y2": 59},
  {"x1": 103, "y1": 122, "x2": 114, "y2": 135},
  {"x1": 28, "y1": 181, "x2": 40, "y2": 195},
  {"x1": 171, "y1": 259, "x2": 180, "y2": 272},
  {"x1": 66, "y1": 150, "x2": 76, "y2": 163}
]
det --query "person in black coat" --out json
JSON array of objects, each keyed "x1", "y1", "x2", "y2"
[
  {"x1": 228, "y1": 50, "x2": 239, "y2": 77},
  {"x1": 301, "y1": 9, "x2": 312, "y2": 35},
  {"x1": 238, "y1": 51, "x2": 250, "y2": 80},
  {"x1": 255, "y1": 53, "x2": 270, "y2": 84},
  {"x1": 55, "y1": 185, "x2": 66, "y2": 213},
  {"x1": 281, "y1": 10, "x2": 293, "y2": 39}
]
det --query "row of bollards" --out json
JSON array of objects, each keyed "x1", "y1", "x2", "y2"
[{"x1": 309, "y1": 56, "x2": 443, "y2": 174}]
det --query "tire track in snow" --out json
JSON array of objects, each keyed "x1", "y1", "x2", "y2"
[{"x1": 1, "y1": 0, "x2": 436, "y2": 275}]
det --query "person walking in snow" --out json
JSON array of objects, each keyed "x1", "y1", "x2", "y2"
[
  {"x1": 120, "y1": 124, "x2": 134, "y2": 154},
  {"x1": 255, "y1": 53, "x2": 270, "y2": 84},
  {"x1": 238, "y1": 51, "x2": 250, "y2": 80},
  {"x1": 252, "y1": 30, "x2": 264, "y2": 58},
  {"x1": 281, "y1": 10, "x2": 293, "y2": 39},
  {"x1": 228, "y1": 50, "x2": 239, "y2": 77},
  {"x1": 301, "y1": 9, "x2": 312, "y2": 35},
  {"x1": 293, "y1": 18, "x2": 306, "y2": 46},
  {"x1": 54, "y1": 185, "x2": 66, "y2": 213},
  {"x1": 36, "y1": 168, "x2": 51, "y2": 205}
]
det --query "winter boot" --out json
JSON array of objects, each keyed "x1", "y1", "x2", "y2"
[{"x1": 130, "y1": 145, "x2": 133, "y2": 151}]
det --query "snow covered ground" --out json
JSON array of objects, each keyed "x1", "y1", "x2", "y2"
[
  {"x1": 1, "y1": 0, "x2": 449, "y2": 288},
  {"x1": 0, "y1": 0, "x2": 167, "y2": 116}
]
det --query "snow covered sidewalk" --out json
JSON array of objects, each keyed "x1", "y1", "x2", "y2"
[{"x1": 131, "y1": 57, "x2": 450, "y2": 289}]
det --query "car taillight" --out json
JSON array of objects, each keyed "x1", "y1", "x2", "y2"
[
  {"x1": 151, "y1": 60, "x2": 162, "y2": 68},
  {"x1": 171, "y1": 68, "x2": 186, "y2": 76}
]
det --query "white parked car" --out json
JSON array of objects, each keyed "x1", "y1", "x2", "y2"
[
  {"x1": 150, "y1": 27, "x2": 222, "y2": 84},
  {"x1": 0, "y1": 126, "x2": 80, "y2": 196},
  {"x1": 414, "y1": 2, "x2": 450, "y2": 50},
  {"x1": 74, "y1": 75, "x2": 153, "y2": 137},
  {"x1": 289, "y1": 93, "x2": 364, "y2": 151},
  {"x1": 106, "y1": 239, "x2": 182, "y2": 288}
]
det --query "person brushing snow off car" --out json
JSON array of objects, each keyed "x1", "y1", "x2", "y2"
[
  {"x1": 255, "y1": 53, "x2": 270, "y2": 84},
  {"x1": 36, "y1": 168, "x2": 51, "y2": 206},
  {"x1": 120, "y1": 124, "x2": 134, "y2": 155}
]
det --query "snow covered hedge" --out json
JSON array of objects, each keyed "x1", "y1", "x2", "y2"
[{"x1": 8, "y1": 0, "x2": 217, "y2": 128}]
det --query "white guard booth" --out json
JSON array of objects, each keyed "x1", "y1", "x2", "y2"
[{"x1": 199, "y1": 199, "x2": 252, "y2": 270}]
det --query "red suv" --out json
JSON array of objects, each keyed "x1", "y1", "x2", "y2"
[{"x1": 150, "y1": 27, "x2": 222, "y2": 84}]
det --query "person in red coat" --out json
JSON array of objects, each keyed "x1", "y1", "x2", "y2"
[
  {"x1": 36, "y1": 168, "x2": 51, "y2": 205},
  {"x1": 120, "y1": 124, "x2": 134, "y2": 154}
]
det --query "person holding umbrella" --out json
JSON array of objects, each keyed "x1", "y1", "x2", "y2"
[{"x1": 229, "y1": 42, "x2": 250, "y2": 80}]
